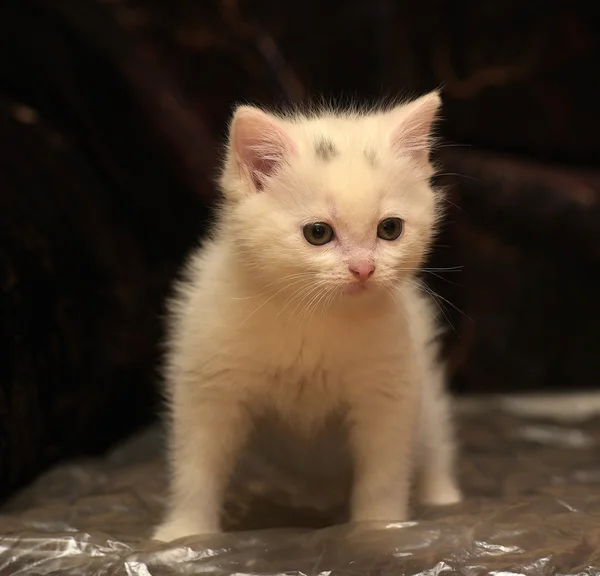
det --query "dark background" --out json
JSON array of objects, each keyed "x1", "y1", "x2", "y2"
[{"x1": 1, "y1": 0, "x2": 599, "y2": 503}]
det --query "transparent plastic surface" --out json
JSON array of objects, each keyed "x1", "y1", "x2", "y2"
[{"x1": 2, "y1": 394, "x2": 600, "y2": 575}]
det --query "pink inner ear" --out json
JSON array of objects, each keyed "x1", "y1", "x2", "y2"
[
  {"x1": 390, "y1": 92, "x2": 441, "y2": 162},
  {"x1": 231, "y1": 107, "x2": 295, "y2": 191},
  {"x1": 248, "y1": 155, "x2": 280, "y2": 191}
]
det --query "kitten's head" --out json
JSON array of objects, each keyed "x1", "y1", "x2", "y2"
[{"x1": 219, "y1": 92, "x2": 443, "y2": 302}]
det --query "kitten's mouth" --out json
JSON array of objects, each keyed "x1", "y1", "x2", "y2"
[{"x1": 344, "y1": 283, "x2": 369, "y2": 295}]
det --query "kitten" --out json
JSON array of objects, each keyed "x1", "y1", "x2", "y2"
[{"x1": 153, "y1": 91, "x2": 462, "y2": 541}]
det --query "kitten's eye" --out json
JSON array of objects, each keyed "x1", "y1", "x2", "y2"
[
  {"x1": 303, "y1": 222, "x2": 334, "y2": 246},
  {"x1": 377, "y1": 217, "x2": 404, "y2": 241}
]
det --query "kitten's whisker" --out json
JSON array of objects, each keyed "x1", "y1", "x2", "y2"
[
  {"x1": 421, "y1": 266, "x2": 464, "y2": 272},
  {"x1": 278, "y1": 282, "x2": 319, "y2": 320},
  {"x1": 294, "y1": 291, "x2": 321, "y2": 330},
  {"x1": 282, "y1": 283, "x2": 323, "y2": 329},
  {"x1": 303, "y1": 291, "x2": 323, "y2": 327},
  {"x1": 413, "y1": 278, "x2": 468, "y2": 336},
  {"x1": 421, "y1": 270, "x2": 460, "y2": 286},
  {"x1": 302, "y1": 281, "x2": 332, "y2": 326},
  {"x1": 324, "y1": 285, "x2": 339, "y2": 315},
  {"x1": 230, "y1": 272, "x2": 317, "y2": 300},
  {"x1": 307, "y1": 283, "x2": 333, "y2": 326},
  {"x1": 384, "y1": 285, "x2": 402, "y2": 310},
  {"x1": 392, "y1": 266, "x2": 463, "y2": 276},
  {"x1": 297, "y1": 283, "x2": 326, "y2": 325},
  {"x1": 437, "y1": 143, "x2": 472, "y2": 149},
  {"x1": 418, "y1": 279, "x2": 471, "y2": 321},
  {"x1": 421, "y1": 285, "x2": 456, "y2": 335},
  {"x1": 439, "y1": 196, "x2": 466, "y2": 213},
  {"x1": 237, "y1": 277, "x2": 315, "y2": 328},
  {"x1": 382, "y1": 284, "x2": 413, "y2": 333},
  {"x1": 435, "y1": 172, "x2": 483, "y2": 184},
  {"x1": 254, "y1": 272, "x2": 316, "y2": 289}
]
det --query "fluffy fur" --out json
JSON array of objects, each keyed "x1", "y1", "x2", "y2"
[{"x1": 153, "y1": 91, "x2": 462, "y2": 541}]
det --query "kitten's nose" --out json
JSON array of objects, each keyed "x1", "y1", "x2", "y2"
[{"x1": 349, "y1": 262, "x2": 375, "y2": 282}]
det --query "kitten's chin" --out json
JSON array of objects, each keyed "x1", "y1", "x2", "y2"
[
  {"x1": 342, "y1": 283, "x2": 370, "y2": 296},
  {"x1": 340, "y1": 282, "x2": 392, "y2": 302}
]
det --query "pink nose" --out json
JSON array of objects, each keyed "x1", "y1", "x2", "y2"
[{"x1": 349, "y1": 262, "x2": 375, "y2": 282}]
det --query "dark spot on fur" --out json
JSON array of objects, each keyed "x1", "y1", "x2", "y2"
[
  {"x1": 315, "y1": 138, "x2": 337, "y2": 161},
  {"x1": 364, "y1": 148, "x2": 377, "y2": 166}
]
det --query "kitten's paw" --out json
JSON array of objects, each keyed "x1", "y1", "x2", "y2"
[
  {"x1": 350, "y1": 499, "x2": 409, "y2": 525},
  {"x1": 153, "y1": 519, "x2": 220, "y2": 542},
  {"x1": 418, "y1": 479, "x2": 462, "y2": 506}
]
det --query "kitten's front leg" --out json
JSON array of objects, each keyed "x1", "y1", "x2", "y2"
[
  {"x1": 415, "y1": 363, "x2": 462, "y2": 506},
  {"x1": 348, "y1": 384, "x2": 418, "y2": 524},
  {"x1": 153, "y1": 390, "x2": 250, "y2": 542}
]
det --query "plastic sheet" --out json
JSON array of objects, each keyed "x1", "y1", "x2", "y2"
[{"x1": 3, "y1": 393, "x2": 600, "y2": 575}]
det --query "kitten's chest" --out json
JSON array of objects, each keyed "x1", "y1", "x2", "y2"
[
  {"x1": 239, "y1": 313, "x2": 401, "y2": 422},
  {"x1": 252, "y1": 325, "x2": 344, "y2": 393},
  {"x1": 245, "y1": 316, "x2": 360, "y2": 374},
  {"x1": 249, "y1": 363, "x2": 344, "y2": 434}
]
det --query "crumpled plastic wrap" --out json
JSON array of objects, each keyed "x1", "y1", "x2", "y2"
[{"x1": 3, "y1": 393, "x2": 600, "y2": 575}]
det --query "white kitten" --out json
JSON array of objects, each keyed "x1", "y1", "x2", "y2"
[{"x1": 153, "y1": 92, "x2": 462, "y2": 542}]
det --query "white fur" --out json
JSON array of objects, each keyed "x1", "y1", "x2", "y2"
[{"x1": 153, "y1": 93, "x2": 461, "y2": 541}]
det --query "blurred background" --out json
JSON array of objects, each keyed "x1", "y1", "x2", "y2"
[{"x1": 1, "y1": 0, "x2": 599, "y2": 504}]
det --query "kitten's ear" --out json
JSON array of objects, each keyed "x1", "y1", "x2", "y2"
[
  {"x1": 229, "y1": 106, "x2": 295, "y2": 192},
  {"x1": 389, "y1": 91, "x2": 442, "y2": 163}
]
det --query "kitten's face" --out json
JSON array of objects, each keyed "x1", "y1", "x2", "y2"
[{"x1": 222, "y1": 94, "x2": 441, "y2": 302}]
